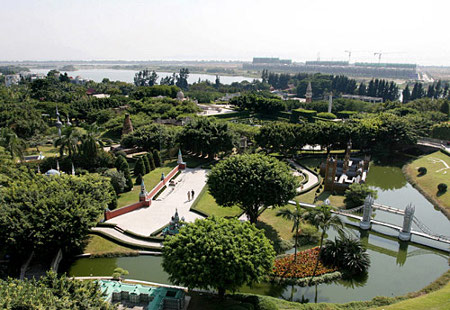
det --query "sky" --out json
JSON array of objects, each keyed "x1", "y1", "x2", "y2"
[{"x1": 1, "y1": 0, "x2": 449, "y2": 65}]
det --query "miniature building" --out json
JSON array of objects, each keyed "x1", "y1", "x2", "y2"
[
  {"x1": 162, "y1": 209, "x2": 185, "y2": 237},
  {"x1": 305, "y1": 82, "x2": 312, "y2": 103},
  {"x1": 99, "y1": 280, "x2": 186, "y2": 310},
  {"x1": 320, "y1": 140, "x2": 370, "y2": 193},
  {"x1": 122, "y1": 114, "x2": 134, "y2": 136},
  {"x1": 176, "y1": 90, "x2": 185, "y2": 101}
]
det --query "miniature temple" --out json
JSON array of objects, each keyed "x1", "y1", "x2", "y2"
[{"x1": 162, "y1": 209, "x2": 184, "y2": 237}]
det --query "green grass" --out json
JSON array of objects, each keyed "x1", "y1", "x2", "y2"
[
  {"x1": 25, "y1": 144, "x2": 59, "y2": 157},
  {"x1": 404, "y1": 151, "x2": 450, "y2": 213},
  {"x1": 83, "y1": 234, "x2": 137, "y2": 255},
  {"x1": 192, "y1": 185, "x2": 242, "y2": 218},
  {"x1": 116, "y1": 161, "x2": 177, "y2": 208},
  {"x1": 371, "y1": 282, "x2": 450, "y2": 310}
]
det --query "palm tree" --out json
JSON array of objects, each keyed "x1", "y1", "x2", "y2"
[
  {"x1": 79, "y1": 123, "x2": 105, "y2": 160},
  {"x1": 0, "y1": 128, "x2": 26, "y2": 162},
  {"x1": 54, "y1": 127, "x2": 81, "y2": 159},
  {"x1": 302, "y1": 205, "x2": 344, "y2": 285},
  {"x1": 276, "y1": 201, "x2": 304, "y2": 260}
]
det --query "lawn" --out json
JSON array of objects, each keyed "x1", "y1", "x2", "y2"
[
  {"x1": 404, "y1": 151, "x2": 450, "y2": 213},
  {"x1": 372, "y1": 282, "x2": 450, "y2": 310},
  {"x1": 116, "y1": 160, "x2": 177, "y2": 208},
  {"x1": 83, "y1": 234, "x2": 137, "y2": 255},
  {"x1": 191, "y1": 185, "x2": 242, "y2": 218},
  {"x1": 25, "y1": 144, "x2": 59, "y2": 157}
]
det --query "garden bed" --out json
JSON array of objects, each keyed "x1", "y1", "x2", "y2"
[{"x1": 271, "y1": 248, "x2": 338, "y2": 281}]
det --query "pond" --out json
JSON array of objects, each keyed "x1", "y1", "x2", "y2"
[{"x1": 68, "y1": 161, "x2": 450, "y2": 303}]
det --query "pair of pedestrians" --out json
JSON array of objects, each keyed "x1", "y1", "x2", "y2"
[{"x1": 187, "y1": 189, "x2": 195, "y2": 201}]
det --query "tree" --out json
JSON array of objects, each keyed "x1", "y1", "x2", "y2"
[
  {"x1": 301, "y1": 205, "x2": 344, "y2": 284},
  {"x1": 153, "y1": 149, "x2": 162, "y2": 167},
  {"x1": 344, "y1": 183, "x2": 378, "y2": 209},
  {"x1": 134, "y1": 157, "x2": 146, "y2": 176},
  {"x1": 78, "y1": 123, "x2": 104, "y2": 165},
  {"x1": 402, "y1": 85, "x2": 411, "y2": 103},
  {"x1": 320, "y1": 235, "x2": 370, "y2": 275},
  {"x1": 134, "y1": 69, "x2": 158, "y2": 86},
  {"x1": 121, "y1": 123, "x2": 175, "y2": 151},
  {"x1": 0, "y1": 174, "x2": 115, "y2": 259},
  {"x1": 162, "y1": 217, "x2": 275, "y2": 298},
  {"x1": 276, "y1": 201, "x2": 304, "y2": 260},
  {"x1": 175, "y1": 68, "x2": 189, "y2": 90},
  {"x1": 142, "y1": 155, "x2": 151, "y2": 174},
  {"x1": 54, "y1": 127, "x2": 81, "y2": 159},
  {"x1": 0, "y1": 127, "x2": 26, "y2": 161},
  {"x1": 0, "y1": 271, "x2": 114, "y2": 309},
  {"x1": 207, "y1": 154, "x2": 298, "y2": 223},
  {"x1": 178, "y1": 117, "x2": 237, "y2": 158},
  {"x1": 147, "y1": 152, "x2": 156, "y2": 170},
  {"x1": 103, "y1": 169, "x2": 126, "y2": 194}
]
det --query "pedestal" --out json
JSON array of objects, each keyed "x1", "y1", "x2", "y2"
[
  {"x1": 359, "y1": 221, "x2": 371, "y2": 230},
  {"x1": 398, "y1": 231, "x2": 411, "y2": 241}
]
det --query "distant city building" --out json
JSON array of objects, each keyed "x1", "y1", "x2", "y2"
[
  {"x1": 253, "y1": 57, "x2": 292, "y2": 65},
  {"x1": 341, "y1": 94, "x2": 383, "y2": 103},
  {"x1": 92, "y1": 93, "x2": 110, "y2": 99}
]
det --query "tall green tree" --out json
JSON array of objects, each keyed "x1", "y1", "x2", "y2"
[
  {"x1": 207, "y1": 154, "x2": 298, "y2": 223},
  {"x1": 402, "y1": 85, "x2": 411, "y2": 103},
  {"x1": 54, "y1": 127, "x2": 81, "y2": 159},
  {"x1": 276, "y1": 201, "x2": 304, "y2": 260},
  {"x1": 178, "y1": 117, "x2": 237, "y2": 158},
  {"x1": 0, "y1": 127, "x2": 26, "y2": 161},
  {"x1": 147, "y1": 152, "x2": 156, "y2": 170},
  {"x1": 162, "y1": 217, "x2": 275, "y2": 298},
  {"x1": 142, "y1": 155, "x2": 151, "y2": 174},
  {"x1": 0, "y1": 174, "x2": 115, "y2": 258},
  {"x1": 134, "y1": 157, "x2": 146, "y2": 177},
  {"x1": 302, "y1": 205, "x2": 344, "y2": 284},
  {"x1": 153, "y1": 149, "x2": 162, "y2": 167}
]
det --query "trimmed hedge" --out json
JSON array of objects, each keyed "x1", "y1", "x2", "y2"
[
  {"x1": 317, "y1": 112, "x2": 337, "y2": 119},
  {"x1": 271, "y1": 271, "x2": 343, "y2": 286},
  {"x1": 152, "y1": 185, "x2": 167, "y2": 200}
]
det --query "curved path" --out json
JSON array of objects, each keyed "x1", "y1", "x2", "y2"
[{"x1": 288, "y1": 159, "x2": 319, "y2": 192}]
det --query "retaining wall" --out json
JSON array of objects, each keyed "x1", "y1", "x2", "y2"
[{"x1": 104, "y1": 165, "x2": 181, "y2": 221}]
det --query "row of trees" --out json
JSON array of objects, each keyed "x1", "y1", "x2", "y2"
[
  {"x1": 256, "y1": 115, "x2": 418, "y2": 156},
  {"x1": 403, "y1": 80, "x2": 449, "y2": 103},
  {"x1": 134, "y1": 68, "x2": 190, "y2": 90}
]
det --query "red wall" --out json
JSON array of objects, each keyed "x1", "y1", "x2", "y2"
[{"x1": 104, "y1": 165, "x2": 180, "y2": 221}]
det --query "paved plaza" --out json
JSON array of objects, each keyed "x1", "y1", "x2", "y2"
[{"x1": 106, "y1": 168, "x2": 208, "y2": 236}]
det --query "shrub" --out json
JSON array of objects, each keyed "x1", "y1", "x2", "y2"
[
  {"x1": 257, "y1": 297, "x2": 278, "y2": 310},
  {"x1": 317, "y1": 112, "x2": 337, "y2": 119},
  {"x1": 297, "y1": 224, "x2": 320, "y2": 246},
  {"x1": 418, "y1": 167, "x2": 427, "y2": 176},
  {"x1": 344, "y1": 183, "x2": 377, "y2": 209},
  {"x1": 134, "y1": 157, "x2": 146, "y2": 176},
  {"x1": 438, "y1": 183, "x2": 447, "y2": 193},
  {"x1": 142, "y1": 156, "x2": 151, "y2": 174},
  {"x1": 103, "y1": 169, "x2": 126, "y2": 194},
  {"x1": 153, "y1": 149, "x2": 162, "y2": 167},
  {"x1": 135, "y1": 174, "x2": 142, "y2": 185},
  {"x1": 320, "y1": 235, "x2": 370, "y2": 275}
]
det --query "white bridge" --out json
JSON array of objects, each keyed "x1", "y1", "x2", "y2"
[{"x1": 332, "y1": 196, "x2": 450, "y2": 247}]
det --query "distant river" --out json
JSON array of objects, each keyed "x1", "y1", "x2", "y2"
[{"x1": 32, "y1": 68, "x2": 256, "y2": 85}]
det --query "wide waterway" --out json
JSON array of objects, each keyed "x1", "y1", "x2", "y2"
[
  {"x1": 69, "y1": 160, "x2": 449, "y2": 304},
  {"x1": 32, "y1": 68, "x2": 256, "y2": 85}
]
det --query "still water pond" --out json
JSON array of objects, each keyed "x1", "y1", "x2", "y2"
[{"x1": 69, "y1": 162, "x2": 449, "y2": 303}]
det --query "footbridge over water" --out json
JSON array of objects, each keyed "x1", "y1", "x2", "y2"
[{"x1": 332, "y1": 196, "x2": 450, "y2": 247}]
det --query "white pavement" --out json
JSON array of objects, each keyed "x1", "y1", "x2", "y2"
[
  {"x1": 288, "y1": 159, "x2": 319, "y2": 192},
  {"x1": 106, "y1": 168, "x2": 208, "y2": 236}
]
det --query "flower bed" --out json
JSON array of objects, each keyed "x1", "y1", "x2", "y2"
[{"x1": 272, "y1": 247, "x2": 337, "y2": 279}]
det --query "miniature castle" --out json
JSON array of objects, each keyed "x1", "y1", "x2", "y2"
[{"x1": 320, "y1": 140, "x2": 370, "y2": 193}]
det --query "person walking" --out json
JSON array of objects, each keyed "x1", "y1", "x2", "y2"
[
  {"x1": 191, "y1": 189, "x2": 195, "y2": 200},
  {"x1": 187, "y1": 191, "x2": 191, "y2": 201}
]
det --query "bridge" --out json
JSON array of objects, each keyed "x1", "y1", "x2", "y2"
[
  {"x1": 332, "y1": 195, "x2": 450, "y2": 248},
  {"x1": 417, "y1": 137, "x2": 450, "y2": 152}
]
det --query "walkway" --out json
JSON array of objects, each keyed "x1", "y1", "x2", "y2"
[
  {"x1": 288, "y1": 159, "x2": 319, "y2": 192},
  {"x1": 106, "y1": 168, "x2": 208, "y2": 236}
]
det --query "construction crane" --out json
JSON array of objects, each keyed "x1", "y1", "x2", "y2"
[
  {"x1": 374, "y1": 51, "x2": 404, "y2": 64},
  {"x1": 344, "y1": 50, "x2": 352, "y2": 63},
  {"x1": 374, "y1": 52, "x2": 383, "y2": 63}
]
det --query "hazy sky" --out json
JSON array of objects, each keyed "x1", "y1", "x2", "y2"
[{"x1": 1, "y1": 0, "x2": 449, "y2": 65}]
